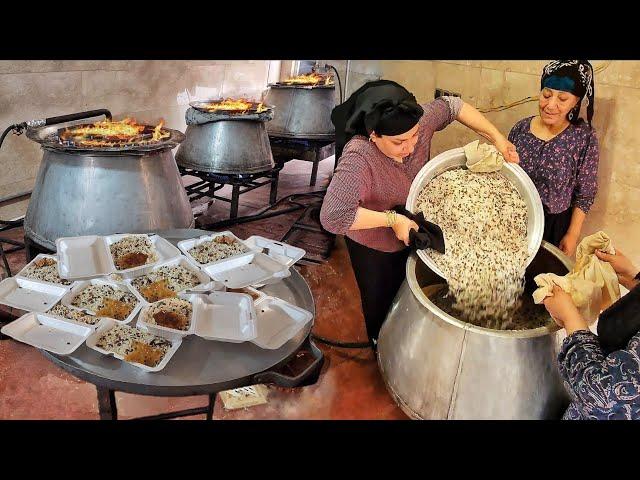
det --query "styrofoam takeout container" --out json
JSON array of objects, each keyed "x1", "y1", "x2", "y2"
[
  {"x1": 242, "y1": 236, "x2": 305, "y2": 286},
  {"x1": 85, "y1": 318, "x2": 181, "y2": 373},
  {"x1": 56, "y1": 233, "x2": 181, "y2": 281},
  {"x1": 125, "y1": 256, "x2": 217, "y2": 305},
  {"x1": 177, "y1": 231, "x2": 254, "y2": 269},
  {"x1": 15, "y1": 254, "x2": 76, "y2": 290},
  {"x1": 0, "y1": 277, "x2": 68, "y2": 313},
  {"x1": 1, "y1": 312, "x2": 97, "y2": 355},
  {"x1": 224, "y1": 286, "x2": 267, "y2": 305},
  {"x1": 61, "y1": 279, "x2": 141, "y2": 325},
  {"x1": 203, "y1": 252, "x2": 289, "y2": 289},
  {"x1": 250, "y1": 295, "x2": 313, "y2": 350}
]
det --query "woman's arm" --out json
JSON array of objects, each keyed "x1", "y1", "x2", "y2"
[
  {"x1": 350, "y1": 207, "x2": 419, "y2": 246},
  {"x1": 561, "y1": 132, "x2": 600, "y2": 257},
  {"x1": 455, "y1": 102, "x2": 519, "y2": 163}
]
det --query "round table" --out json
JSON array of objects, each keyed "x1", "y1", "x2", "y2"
[{"x1": 41, "y1": 229, "x2": 319, "y2": 419}]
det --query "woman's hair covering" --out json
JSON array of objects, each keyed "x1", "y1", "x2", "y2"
[
  {"x1": 331, "y1": 80, "x2": 423, "y2": 158},
  {"x1": 541, "y1": 60, "x2": 595, "y2": 127}
]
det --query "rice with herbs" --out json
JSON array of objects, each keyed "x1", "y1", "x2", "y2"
[
  {"x1": 188, "y1": 235, "x2": 248, "y2": 264},
  {"x1": 50, "y1": 304, "x2": 100, "y2": 325},
  {"x1": 95, "y1": 323, "x2": 171, "y2": 359},
  {"x1": 141, "y1": 298, "x2": 193, "y2": 331},
  {"x1": 21, "y1": 257, "x2": 72, "y2": 286},
  {"x1": 416, "y1": 168, "x2": 529, "y2": 329},
  {"x1": 131, "y1": 265, "x2": 202, "y2": 297},
  {"x1": 70, "y1": 284, "x2": 138, "y2": 314},
  {"x1": 109, "y1": 235, "x2": 159, "y2": 270}
]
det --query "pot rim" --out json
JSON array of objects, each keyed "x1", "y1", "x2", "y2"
[{"x1": 407, "y1": 241, "x2": 575, "y2": 338}]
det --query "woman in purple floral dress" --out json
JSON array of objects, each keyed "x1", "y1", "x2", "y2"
[{"x1": 508, "y1": 60, "x2": 598, "y2": 257}]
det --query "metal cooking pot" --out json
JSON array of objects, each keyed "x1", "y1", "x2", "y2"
[
  {"x1": 406, "y1": 147, "x2": 544, "y2": 279},
  {"x1": 264, "y1": 84, "x2": 336, "y2": 140},
  {"x1": 377, "y1": 241, "x2": 573, "y2": 420},
  {"x1": 176, "y1": 119, "x2": 275, "y2": 174},
  {"x1": 24, "y1": 124, "x2": 194, "y2": 251}
]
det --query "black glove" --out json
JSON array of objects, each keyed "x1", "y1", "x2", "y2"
[
  {"x1": 392, "y1": 205, "x2": 445, "y2": 254},
  {"x1": 597, "y1": 283, "x2": 640, "y2": 355}
]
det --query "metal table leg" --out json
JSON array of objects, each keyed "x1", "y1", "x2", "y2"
[
  {"x1": 230, "y1": 184, "x2": 240, "y2": 219},
  {"x1": 309, "y1": 146, "x2": 321, "y2": 186},
  {"x1": 269, "y1": 169, "x2": 279, "y2": 205},
  {"x1": 97, "y1": 387, "x2": 118, "y2": 420},
  {"x1": 207, "y1": 393, "x2": 216, "y2": 420}
]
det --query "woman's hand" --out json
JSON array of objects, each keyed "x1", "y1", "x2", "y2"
[
  {"x1": 494, "y1": 137, "x2": 520, "y2": 164},
  {"x1": 595, "y1": 248, "x2": 640, "y2": 290},
  {"x1": 392, "y1": 214, "x2": 419, "y2": 246},
  {"x1": 543, "y1": 285, "x2": 589, "y2": 334},
  {"x1": 559, "y1": 232, "x2": 579, "y2": 257}
]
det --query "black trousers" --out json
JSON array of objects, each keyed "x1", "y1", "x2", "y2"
[
  {"x1": 543, "y1": 207, "x2": 573, "y2": 247},
  {"x1": 345, "y1": 237, "x2": 410, "y2": 344}
]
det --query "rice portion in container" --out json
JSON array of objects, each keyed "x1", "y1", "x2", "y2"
[
  {"x1": 416, "y1": 168, "x2": 530, "y2": 330},
  {"x1": 50, "y1": 304, "x2": 101, "y2": 325},
  {"x1": 110, "y1": 235, "x2": 159, "y2": 270},
  {"x1": 21, "y1": 257, "x2": 72, "y2": 286},
  {"x1": 131, "y1": 265, "x2": 202, "y2": 302},
  {"x1": 95, "y1": 323, "x2": 172, "y2": 367},
  {"x1": 71, "y1": 284, "x2": 138, "y2": 320},
  {"x1": 142, "y1": 297, "x2": 193, "y2": 331},
  {"x1": 188, "y1": 235, "x2": 248, "y2": 264}
]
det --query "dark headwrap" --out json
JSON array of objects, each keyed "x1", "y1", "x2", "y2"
[
  {"x1": 331, "y1": 80, "x2": 424, "y2": 159},
  {"x1": 541, "y1": 60, "x2": 595, "y2": 127}
]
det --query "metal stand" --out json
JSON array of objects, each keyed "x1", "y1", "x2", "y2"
[
  {"x1": 96, "y1": 386, "x2": 218, "y2": 421},
  {"x1": 180, "y1": 166, "x2": 283, "y2": 220},
  {"x1": 269, "y1": 136, "x2": 335, "y2": 187}
]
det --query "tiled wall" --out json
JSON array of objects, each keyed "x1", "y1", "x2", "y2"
[
  {"x1": 0, "y1": 60, "x2": 274, "y2": 219},
  {"x1": 327, "y1": 60, "x2": 640, "y2": 265}
]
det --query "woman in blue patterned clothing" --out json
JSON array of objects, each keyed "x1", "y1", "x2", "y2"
[{"x1": 543, "y1": 248, "x2": 640, "y2": 419}]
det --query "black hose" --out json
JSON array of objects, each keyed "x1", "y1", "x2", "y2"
[
  {"x1": 310, "y1": 333, "x2": 372, "y2": 349},
  {"x1": 326, "y1": 64, "x2": 343, "y2": 103}
]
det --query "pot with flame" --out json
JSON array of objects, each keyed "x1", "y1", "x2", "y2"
[
  {"x1": 264, "y1": 73, "x2": 336, "y2": 140},
  {"x1": 24, "y1": 114, "x2": 193, "y2": 251}
]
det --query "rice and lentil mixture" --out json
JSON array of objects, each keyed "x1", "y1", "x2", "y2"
[
  {"x1": 50, "y1": 304, "x2": 101, "y2": 325},
  {"x1": 131, "y1": 265, "x2": 202, "y2": 300},
  {"x1": 109, "y1": 235, "x2": 159, "y2": 270},
  {"x1": 141, "y1": 297, "x2": 193, "y2": 331},
  {"x1": 95, "y1": 323, "x2": 172, "y2": 366},
  {"x1": 21, "y1": 257, "x2": 72, "y2": 286},
  {"x1": 71, "y1": 284, "x2": 138, "y2": 315},
  {"x1": 416, "y1": 168, "x2": 529, "y2": 329},
  {"x1": 188, "y1": 235, "x2": 248, "y2": 264}
]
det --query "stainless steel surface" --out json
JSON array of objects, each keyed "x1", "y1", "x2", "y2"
[
  {"x1": 377, "y1": 241, "x2": 573, "y2": 420},
  {"x1": 42, "y1": 228, "x2": 315, "y2": 396},
  {"x1": 24, "y1": 149, "x2": 194, "y2": 251},
  {"x1": 264, "y1": 85, "x2": 336, "y2": 139},
  {"x1": 175, "y1": 120, "x2": 275, "y2": 174},
  {"x1": 26, "y1": 124, "x2": 185, "y2": 154},
  {"x1": 406, "y1": 146, "x2": 545, "y2": 279}
]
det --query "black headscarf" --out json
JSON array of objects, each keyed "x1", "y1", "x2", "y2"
[
  {"x1": 331, "y1": 80, "x2": 424, "y2": 159},
  {"x1": 540, "y1": 60, "x2": 595, "y2": 127}
]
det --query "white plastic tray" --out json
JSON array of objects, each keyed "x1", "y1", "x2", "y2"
[
  {"x1": 15, "y1": 254, "x2": 76, "y2": 290},
  {"x1": 203, "y1": 252, "x2": 289, "y2": 289},
  {"x1": 1, "y1": 312, "x2": 97, "y2": 355},
  {"x1": 177, "y1": 231, "x2": 255, "y2": 269},
  {"x1": 61, "y1": 279, "x2": 141, "y2": 325},
  {"x1": 225, "y1": 286, "x2": 267, "y2": 305},
  {"x1": 243, "y1": 236, "x2": 306, "y2": 268},
  {"x1": 125, "y1": 256, "x2": 215, "y2": 305},
  {"x1": 250, "y1": 296, "x2": 313, "y2": 350},
  {"x1": 136, "y1": 294, "x2": 196, "y2": 338},
  {"x1": 85, "y1": 319, "x2": 181, "y2": 373},
  {"x1": 56, "y1": 235, "x2": 113, "y2": 280},
  {"x1": 56, "y1": 233, "x2": 182, "y2": 281},
  {"x1": 0, "y1": 277, "x2": 68, "y2": 313},
  {"x1": 190, "y1": 292, "x2": 257, "y2": 343}
]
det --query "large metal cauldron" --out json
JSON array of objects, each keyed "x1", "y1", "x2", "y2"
[
  {"x1": 264, "y1": 84, "x2": 336, "y2": 140},
  {"x1": 24, "y1": 125, "x2": 194, "y2": 251},
  {"x1": 176, "y1": 119, "x2": 274, "y2": 174},
  {"x1": 377, "y1": 241, "x2": 573, "y2": 420}
]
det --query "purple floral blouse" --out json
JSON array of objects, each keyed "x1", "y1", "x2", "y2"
[{"x1": 508, "y1": 116, "x2": 599, "y2": 214}]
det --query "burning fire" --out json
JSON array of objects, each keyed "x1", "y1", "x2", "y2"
[
  {"x1": 195, "y1": 98, "x2": 268, "y2": 114},
  {"x1": 59, "y1": 118, "x2": 170, "y2": 148},
  {"x1": 281, "y1": 72, "x2": 334, "y2": 86}
]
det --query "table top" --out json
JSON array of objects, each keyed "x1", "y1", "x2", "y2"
[{"x1": 42, "y1": 229, "x2": 315, "y2": 396}]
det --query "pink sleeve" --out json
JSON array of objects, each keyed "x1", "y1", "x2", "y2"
[{"x1": 320, "y1": 152, "x2": 372, "y2": 235}]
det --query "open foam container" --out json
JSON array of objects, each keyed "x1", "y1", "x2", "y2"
[{"x1": 0, "y1": 277, "x2": 68, "y2": 313}]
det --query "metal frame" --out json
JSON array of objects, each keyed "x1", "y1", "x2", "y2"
[{"x1": 269, "y1": 136, "x2": 336, "y2": 187}]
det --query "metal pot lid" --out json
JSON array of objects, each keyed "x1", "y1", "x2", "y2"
[
  {"x1": 26, "y1": 123, "x2": 185, "y2": 154},
  {"x1": 189, "y1": 100, "x2": 274, "y2": 115},
  {"x1": 268, "y1": 82, "x2": 335, "y2": 89}
]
